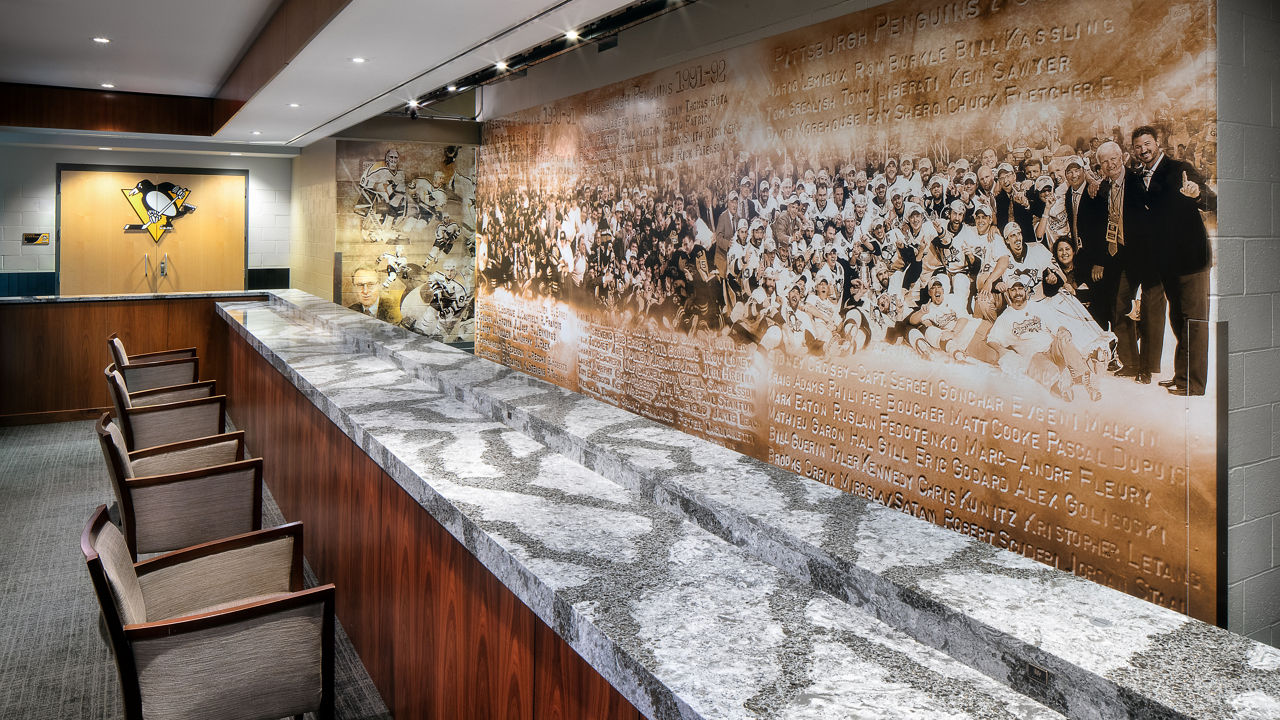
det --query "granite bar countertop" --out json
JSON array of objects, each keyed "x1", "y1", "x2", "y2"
[
  {"x1": 0, "y1": 290, "x2": 268, "y2": 304},
  {"x1": 225, "y1": 291, "x2": 1280, "y2": 719},
  {"x1": 218, "y1": 298, "x2": 1066, "y2": 720}
]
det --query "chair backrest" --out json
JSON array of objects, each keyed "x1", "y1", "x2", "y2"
[
  {"x1": 96, "y1": 412, "x2": 134, "y2": 480},
  {"x1": 95, "y1": 413, "x2": 138, "y2": 545},
  {"x1": 104, "y1": 365, "x2": 136, "y2": 446},
  {"x1": 106, "y1": 364, "x2": 132, "y2": 411},
  {"x1": 82, "y1": 505, "x2": 148, "y2": 629},
  {"x1": 108, "y1": 333, "x2": 129, "y2": 370},
  {"x1": 82, "y1": 505, "x2": 146, "y2": 716}
]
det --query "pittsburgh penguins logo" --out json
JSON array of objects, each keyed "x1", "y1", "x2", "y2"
[
  {"x1": 1010, "y1": 268, "x2": 1039, "y2": 289},
  {"x1": 122, "y1": 180, "x2": 196, "y2": 242}
]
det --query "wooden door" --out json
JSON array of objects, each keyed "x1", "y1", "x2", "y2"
[{"x1": 58, "y1": 168, "x2": 247, "y2": 295}]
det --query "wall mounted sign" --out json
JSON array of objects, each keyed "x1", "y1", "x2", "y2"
[
  {"x1": 57, "y1": 166, "x2": 246, "y2": 295},
  {"x1": 22, "y1": 232, "x2": 49, "y2": 245},
  {"x1": 475, "y1": 0, "x2": 1221, "y2": 621},
  {"x1": 121, "y1": 179, "x2": 196, "y2": 242}
]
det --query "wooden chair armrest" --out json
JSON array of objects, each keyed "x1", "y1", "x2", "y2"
[
  {"x1": 126, "y1": 583, "x2": 333, "y2": 637},
  {"x1": 128, "y1": 457, "x2": 261, "y2": 486},
  {"x1": 136, "y1": 522, "x2": 304, "y2": 619},
  {"x1": 127, "y1": 347, "x2": 198, "y2": 362},
  {"x1": 119, "y1": 357, "x2": 200, "y2": 391},
  {"x1": 128, "y1": 430, "x2": 245, "y2": 459},
  {"x1": 136, "y1": 521, "x2": 302, "y2": 574},
  {"x1": 128, "y1": 431, "x2": 245, "y2": 474},
  {"x1": 129, "y1": 380, "x2": 216, "y2": 407},
  {"x1": 125, "y1": 394, "x2": 226, "y2": 414}
]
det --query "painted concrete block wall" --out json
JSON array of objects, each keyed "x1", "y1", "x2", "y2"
[
  {"x1": 1219, "y1": 0, "x2": 1280, "y2": 645},
  {"x1": 0, "y1": 144, "x2": 292, "y2": 276},
  {"x1": 288, "y1": 139, "x2": 337, "y2": 299}
]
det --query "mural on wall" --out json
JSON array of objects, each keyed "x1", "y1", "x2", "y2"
[
  {"x1": 475, "y1": 0, "x2": 1219, "y2": 620},
  {"x1": 337, "y1": 140, "x2": 478, "y2": 342}
]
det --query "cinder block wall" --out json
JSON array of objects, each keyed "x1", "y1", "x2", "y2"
[
  {"x1": 0, "y1": 145, "x2": 291, "y2": 274},
  {"x1": 1220, "y1": 0, "x2": 1280, "y2": 645}
]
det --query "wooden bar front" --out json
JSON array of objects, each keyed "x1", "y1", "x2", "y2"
[
  {"x1": 225, "y1": 327, "x2": 640, "y2": 719},
  {"x1": 0, "y1": 295, "x2": 260, "y2": 424},
  {"x1": 0, "y1": 296, "x2": 641, "y2": 719}
]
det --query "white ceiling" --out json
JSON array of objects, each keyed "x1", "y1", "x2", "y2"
[
  {"x1": 0, "y1": 0, "x2": 278, "y2": 96},
  {"x1": 225, "y1": 0, "x2": 641, "y2": 146},
  {"x1": 0, "y1": 0, "x2": 643, "y2": 148}
]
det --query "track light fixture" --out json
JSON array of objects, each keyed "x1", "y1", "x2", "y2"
[{"x1": 395, "y1": 0, "x2": 697, "y2": 116}]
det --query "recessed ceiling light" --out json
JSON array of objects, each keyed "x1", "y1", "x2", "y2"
[
  {"x1": 93, "y1": 37, "x2": 110, "y2": 44},
  {"x1": 565, "y1": 30, "x2": 580, "y2": 41},
  {"x1": 230, "y1": 152, "x2": 243, "y2": 156},
  {"x1": 350, "y1": 57, "x2": 366, "y2": 63},
  {"x1": 100, "y1": 83, "x2": 115, "y2": 88},
  {"x1": 288, "y1": 103, "x2": 299, "y2": 108},
  {"x1": 495, "y1": 61, "x2": 507, "y2": 71},
  {"x1": 446, "y1": 85, "x2": 457, "y2": 92},
  {"x1": 251, "y1": 130, "x2": 262, "y2": 135}
]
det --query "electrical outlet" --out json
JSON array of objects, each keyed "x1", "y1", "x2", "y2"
[{"x1": 1027, "y1": 662, "x2": 1051, "y2": 685}]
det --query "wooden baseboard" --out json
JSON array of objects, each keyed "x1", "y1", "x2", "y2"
[{"x1": 0, "y1": 407, "x2": 109, "y2": 426}]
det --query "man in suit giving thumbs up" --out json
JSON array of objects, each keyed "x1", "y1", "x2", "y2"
[{"x1": 1130, "y1": 125, "x2": 1216, "y2": 396}]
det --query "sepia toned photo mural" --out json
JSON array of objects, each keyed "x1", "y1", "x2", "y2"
[
  {"x1": 337, "y1": 139, "x2": 478, "y2": 343},
  {"x1": 475, "y1": 0, "x2": 1220, "y2": 620}
]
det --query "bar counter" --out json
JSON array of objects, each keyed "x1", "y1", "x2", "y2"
[{"x1": 210, "y1": 291, "x2": 1277, "y2": 718}]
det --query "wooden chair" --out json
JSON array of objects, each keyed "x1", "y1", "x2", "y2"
[
  {"x1": 107, "y1": 361, "x2": 216, "y2": 405},
  {"x1": 82, "y1": 506, "x2": 335, "y2": 720},
  {"x1": 108, "y1": 333, "x2": 201, "y2": 392},
  {"x1": 105, "y1": 366, "x2": 226, "y2": 450},
  {"x1": 96, "y1": 413, "x2": 263, "y2": 560}
]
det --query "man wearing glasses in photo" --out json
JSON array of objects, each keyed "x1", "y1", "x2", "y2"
[{"x1": 348, "y1": 266, "x2": 402, "y2": 324}]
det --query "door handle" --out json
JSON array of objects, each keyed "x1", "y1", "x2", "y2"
[
  {"x1": 159, "y1": 253, "x2": 168, "y2": 277},
  {"x1": 144, "y1": 253, "x2": 150, "y2": 278}
]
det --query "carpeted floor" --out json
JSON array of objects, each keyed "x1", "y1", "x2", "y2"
[{"x1": 0, "y1": 420, "x2": 391, "y2": 719}]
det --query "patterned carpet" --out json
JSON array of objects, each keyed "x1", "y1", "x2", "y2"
[{"x1": 0, "y1": 420, "x2": 390, "y2": 719}]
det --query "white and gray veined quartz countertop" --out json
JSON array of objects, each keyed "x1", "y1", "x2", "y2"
[{"x1": 216, "y1": 290, "x2": 1280, "y2": 720}]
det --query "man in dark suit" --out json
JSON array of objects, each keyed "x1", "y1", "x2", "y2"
[
  {"x1": 348, "y1": 267, "x2": 402, "y2": 324},
  {"x1": 714, "y1": 188, "x2": 743, "y2": 277},
  {"x1": 1087, "y1": 140, "x2": 1165, "y2": 384},
  {"x1": 1130, "y1": 125, "x2": 1215, "y2": 396},
  {"x1": 1067, "y1": 155, "x2": 1115, "y2": 333}
]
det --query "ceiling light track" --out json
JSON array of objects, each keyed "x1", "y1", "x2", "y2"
[
  {"x1": 288, "y1": 0, "x2": 581, "y2": 143},
  {"x1": 399, "y1": 0, "x2": 697, "y2": 116},
  {"x1": 292, "y1": 0, "x2": 697, "y2": 143}
]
